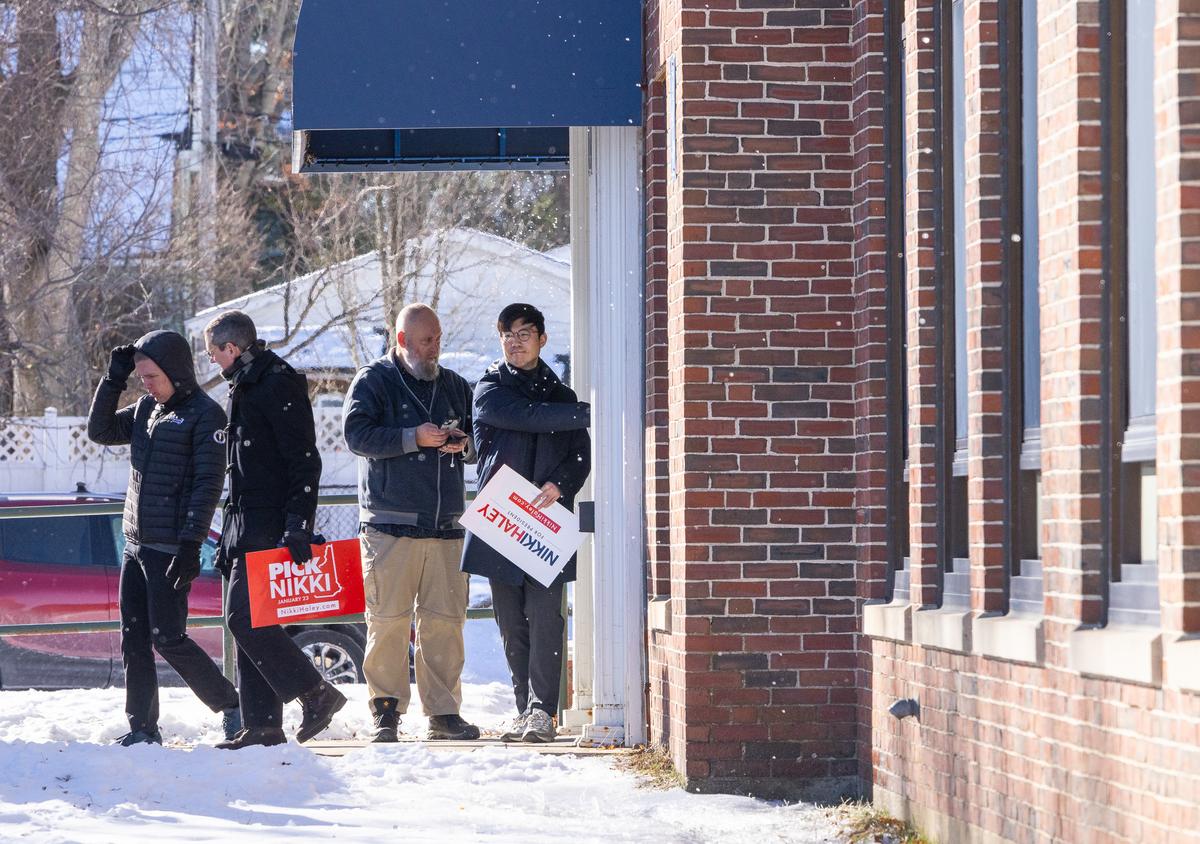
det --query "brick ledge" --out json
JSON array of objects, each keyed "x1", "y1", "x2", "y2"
[
  {"x1": 1068, "y1": 625, "x2": 1162, "y2": 686},
  {"x1": 647, "y1": 596, "x2": 671, "y2": 634},
  {"x1": 972, "y1": 612, "x2": 1044, "y2": 665},
  {"x1": 862, "y1": 600, "x2": 911, "y2": 642},
  {"x1": 1163, "y1": 634, "x2": 1200, "y2": 693},
  {"x1": 912, "y1": 606, "x2": 972, "y2": 653}
]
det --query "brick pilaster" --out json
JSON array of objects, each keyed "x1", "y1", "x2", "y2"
[
  {"x1": 903, "y1": 0, "x2": 944, "y2": 607},
  {"x1": 962, "y1": 0, "x2": 1009, "y2": 613},
  {"x1": 1037, "y1": 0, "x2": 1105, "y2": 654},
  {"x1": 1155, "y1": 1, "x2": 1200, "y2": 638}
]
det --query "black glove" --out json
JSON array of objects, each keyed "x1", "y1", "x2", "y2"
[
  {"x1": 106, "y1": 344, "x2": 137, "y2": 384},
  {"x1": 213, "y1": 545, "x2": 232, "y2": 579},
  {"x1": 166, "y1": 541, "x2": 202, "y2": 591},
  {"x1": 283, "y1": 528, "x2": 313, "y2": 564}
]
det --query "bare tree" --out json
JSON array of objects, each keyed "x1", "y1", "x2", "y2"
[{"x1": 0, "y1": 0, "x2": 186, "y2": 415}]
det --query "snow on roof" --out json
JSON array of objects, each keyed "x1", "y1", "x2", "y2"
[{"x1": 187, "y1": 228, "x2": 572, "y2": 385}]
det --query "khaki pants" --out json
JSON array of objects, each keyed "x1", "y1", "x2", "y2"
[{"x1": 360, "y1": 527, "x2": 468, "y2": 716}]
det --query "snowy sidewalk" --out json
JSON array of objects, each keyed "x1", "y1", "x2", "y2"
[{"x1": 0, "y1": 685, "x2": 849, "y2": 843}]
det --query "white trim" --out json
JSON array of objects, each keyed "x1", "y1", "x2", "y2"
[
  {"x1": 561, "y1": 127, "x2": 596, "y2": 731},
  {"x1": 578, "y1": 126, "x2": 647, "y2": 747}
]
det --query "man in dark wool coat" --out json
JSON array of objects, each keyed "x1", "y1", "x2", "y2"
[
  {"x1": 88, "y1": 330, "x2": 241, "y2": 746},
  {"x1": 203, "y1": 310, "x2": 346, "y2": 749},
  {"x1": 462, "y1": 303, "x2": 591, "y2": 743}
]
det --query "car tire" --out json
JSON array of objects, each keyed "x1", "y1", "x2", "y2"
[{"x1": 290, "y1": 628, "x2": 365, "y2": 684}]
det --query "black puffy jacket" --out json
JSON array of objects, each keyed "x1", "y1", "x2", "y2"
[
  {"x1": 87, "y1": 330, "x2": 226, "y2": 550},
  {"x1": 219, "y1": 343, "x2": 322, "y2": 554},
  {"x1": 460, "y1": 359, "x2": 591, "y2": 586}
]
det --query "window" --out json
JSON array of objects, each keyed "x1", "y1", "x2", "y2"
[
  {"x1": 1012, "y1": 0, "x2": 1044, "y2": 611},
  {"x1": 1112, "y1": 0, "x2": 1158, "y2": 625},
  {"x1": 887, "y1": 0, "x2": 911, "y2": 603},
  {"x1": 945, "y1": 0, "x2": 969, "y2": 608},
  {"x1": 0, "y1": 517, "x2": 94, "y2": 567},
  {"x1": 1102, "y1": 0, "x2": 1159, "y2": 626}
]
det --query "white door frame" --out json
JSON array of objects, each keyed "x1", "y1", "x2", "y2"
[{"x1": 566, "y1": 126, "x2": 647, "y2": 747}]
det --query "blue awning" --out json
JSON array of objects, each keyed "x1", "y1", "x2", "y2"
[{"x1": 292, "y1": 0, "x2": 643, "y2": 131}]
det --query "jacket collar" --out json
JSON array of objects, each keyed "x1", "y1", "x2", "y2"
[{"x1": 225, "y1": 341, "x2": 274, "y2": 388}]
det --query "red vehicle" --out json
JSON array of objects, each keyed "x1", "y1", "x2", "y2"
[{"x1": 0, "y1": 492, "x2": 367, "y2": 689}]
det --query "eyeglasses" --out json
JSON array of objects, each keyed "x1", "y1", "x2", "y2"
[{"x1": 500, "y1": 328, "x2": 538, "y2": 344}]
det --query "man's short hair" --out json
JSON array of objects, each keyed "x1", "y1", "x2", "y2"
[
  {"x1": 497, "y1": 303, "x2": 545, "y2": 336},
  {"x1": 204, "y1": 310, "x2": 257, "y2": 350}
]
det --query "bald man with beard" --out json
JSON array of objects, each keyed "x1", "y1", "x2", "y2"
[{"x1": 342, "y1": 303, "x2": 480, "y2": 742}]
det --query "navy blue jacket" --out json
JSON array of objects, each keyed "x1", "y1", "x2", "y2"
[
  {"x1": 342, "y1": 353, "x2": 475, "y2": 531},
  {"x1": 461, "y1": 359, "x2": 591, "y2": 586}
]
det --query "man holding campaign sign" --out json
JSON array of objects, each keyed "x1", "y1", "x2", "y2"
[{"x1": 461, "y1": 303, "x2": 591, "y2": 744}]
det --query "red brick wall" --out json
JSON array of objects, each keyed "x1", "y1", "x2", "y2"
[
  {"x1": 644, "y1": 2, "x2": 1200, "y2": 837},
  {"x1": 867, "y1": 2, "x2": 1200, "y2": 842},
  {"x1": 644, "y1": 0, "x2": 862, "y2": 799}
]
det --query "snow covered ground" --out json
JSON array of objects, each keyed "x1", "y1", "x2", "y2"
[{"x1": 0, "y1": 683, "x2": 849, "y2": 843}]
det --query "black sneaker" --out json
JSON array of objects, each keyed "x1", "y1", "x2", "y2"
[
  {"x1": 427, "y1": 714, "x2": 481, "y2": 741},
  {"x1": 369, "y1": 697, "x2": 400, "y2": 743},
  {"x1": 295, "y1": 682, "x2": 347, "y2": 743},
  {"x1": 114, "y1": 728, "x2": 162, "y2": 747},
  {"x1": 215, "y1": 727, "x2": 287, "y2": 750},
  {"x1": 222, "y1": 707, "x2": 242, "y2": 741}
]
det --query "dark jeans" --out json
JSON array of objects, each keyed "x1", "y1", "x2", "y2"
[
  {"x1": 225, "y1": 550, "x2": 323, "y2": 728},
  {"x1": 120, "y1": 545, "x2": 238, "y2": 732},
  {"x1": 489, "y1": 577, "x2": 565, "y2": 716}
]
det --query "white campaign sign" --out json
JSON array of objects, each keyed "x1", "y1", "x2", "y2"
[{"x1": 459, "y1": 464, "x2": 584, "y2": 587}]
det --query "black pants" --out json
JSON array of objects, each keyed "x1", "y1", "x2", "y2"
[
  {"x1": 489, "y1": 577, "x2": 565, "y2": 716},
  {"x1": 225, "y1": 550, "x2": 323, "y2": 728},
  {"x1": 120, "y1": 545, "x2": 239, "y2": 732}
]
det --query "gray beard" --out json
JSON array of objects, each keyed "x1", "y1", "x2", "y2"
[{"x1": 402, "y1": 354, "x2": 439, "y2": 381}]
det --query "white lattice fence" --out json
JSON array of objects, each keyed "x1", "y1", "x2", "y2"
[{"x1": 0, "y1": 408, "x2": 359, "y2": 495}]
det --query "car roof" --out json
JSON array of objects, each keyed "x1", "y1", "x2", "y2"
[{"x1": 0, "y1": 492, "x2": 124, "y2": 505}]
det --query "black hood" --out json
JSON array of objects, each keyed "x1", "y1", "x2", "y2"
[{"x1": 133, "y1": 330, "x2": 198, "y2": 396}]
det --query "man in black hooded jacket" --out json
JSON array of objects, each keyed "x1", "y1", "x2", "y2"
[
  {"x1": 88, "y1": 330, "x2": 241, "y2": 747},
  {"x1": 203, "y1": 310, "x2": 347, "y2": 749},
  {"x1": 461, "y1": 303, "x2": 591, "y2": 744}
]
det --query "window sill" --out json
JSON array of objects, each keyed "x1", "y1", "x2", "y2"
[
  {"x1": 647, "y1": 596, "x2": 671, "y2": 634},
  {"x1": 1164, "y1": 634, "x2": 1200, "y2": 693},
  {"x1": 862, "y1": 599, "x2": 911, "y2": 643},
  {"x1": 1068, "y1": 625, "x2": 1162, "y2": 686},
  {"x1": 972, "y1": 612, "x2": 1044, "y2": 665},
  {"x1": 912, "y1": 605, "x2": 972, "y2": 653}
]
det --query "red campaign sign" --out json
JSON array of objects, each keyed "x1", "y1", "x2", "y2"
[{"x1": 246, "y1": 538, "x2": 364, "y2": 629}]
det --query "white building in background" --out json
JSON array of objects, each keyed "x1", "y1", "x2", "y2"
[
  {"x1": 0, "y1": 229, "x2": 569, "y2": 496},
  {"x1": 185, "y1": 227, "x2": 573, "y2": 392}
]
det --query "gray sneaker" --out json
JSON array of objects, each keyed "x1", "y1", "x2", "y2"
[
  {"x1": 521, "y1": 709, "x2": 556, "y2": 743},
  {"x1": 499, "y1": 711, "x2": 530, "y2": 742}
]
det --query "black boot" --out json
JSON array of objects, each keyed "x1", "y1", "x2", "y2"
[
  {"x1": 222, "y1": 707, "x2": 242, "y2": 741},
  {"x1": 215, "y1": 727, "x2": 287, "y2": 750},
  {"x1": 427, "y1": 713, "x2": 480, "y2": 741},
  {"x1": 114, "y1": 728, "x2": 163, "y2": 747},
  {"x1": 369, "y1": 697, "x2": 400, "y2": 743},
  {"x1": 296, "y1": 681, "x2": 348, "y2": 743}
]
